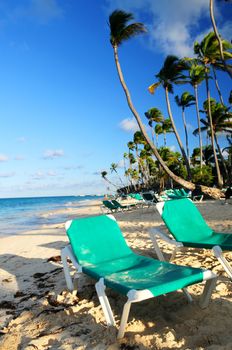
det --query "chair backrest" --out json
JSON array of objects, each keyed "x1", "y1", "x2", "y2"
[
  {"x1": 102, "y1": 200, "x2": 117, "y2": 210},
  {"x1": 142, "y1": 192, "x2": 153, "y2": 201},
  {"x1": 159, "y1": 198, "x2": 213, "y2": 242},
  {"x1": 66, "y1": 215, "x2": 132, "y2": 266},
  {"x1": 129, "y1": 193, "x2": 143, "y2": 201},
  {"x1": 111, "y1": 200, "x2": 122, "y2": 208}
]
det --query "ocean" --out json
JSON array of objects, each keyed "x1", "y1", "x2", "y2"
[{"x1": 0, "y1": 195, "x2": 102, "y2": 236}]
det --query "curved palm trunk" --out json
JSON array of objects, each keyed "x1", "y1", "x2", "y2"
[
  {"x1": 194, "y1": 84, "x2": 203, "y2": 169},
  {"x1": 164, "y1": 87, "x2": 192, "y2": 179},
  {"x1": 209, "y1": 0, "x2": 232, "y2": 79},
  {"x1": 112, "y1": 45, "x2": 223, "y2": 198},
  {"x1": 212, "y1": 66, "x2": 224, "y2": 105},
  {"x1": 114, "y1": 169, "x2": 125, "y2": 187},
  {"x1": 205, "y1": 69, "x2": 223, "y2": 188},
  {"x1": 113, "y1": 45, "x2": 194, "y2": 190},
  {"x1": 181, "y1": 107, "x2": 190, "y2": 163},
  {"x1": 214, "y1": 133, "x2": 229, "y2": 180},
  {"x1": 102, "y1": 176, "x2": 118, "y2": 190}
]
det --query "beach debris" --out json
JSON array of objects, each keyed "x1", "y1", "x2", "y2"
[
  {"x1": 0, "y1": 301, "x2": 16, "y2": 310},
  {"x1": 47, "y1": 255, "x2": 61, "y2": 263}
]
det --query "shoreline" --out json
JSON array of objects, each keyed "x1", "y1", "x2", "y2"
[{"x1": 0, "y1": 199, "x2": 231, "y2": 349}]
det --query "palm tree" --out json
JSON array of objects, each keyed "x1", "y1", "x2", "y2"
[
  {"x1": 183, "y1": 62, "x2": 206, "y2": 168},
  {"x1": 110, "y1": 162, "x2": 125, "y2": 187},
  {"x1": 109, "y1": 9, "x2": 222, "y2": 198},
  {"x1": 209, "y1": 0, "x2": 232, "y2": 79},
  {"x1": 162, "y1": 118, "x2": 173, "y2": 146},
  {"x1": 194, "y1": 33, "x2": 224, "y2": 187},
  {"x1": 144, "y1": 107, "x2": 164, "y2": 144},
  {"x1": 154, "y1": 124, "x2": 163, "y2": 147},
  {"x1": 194, "y1": 98, "x2": 232, "y2": 181},
  {"x1": 101, "y1": 170, "x2": 118, "y2": 190},
  {"x1": 148, "y1": 55, "x2": 192, "y2": 179},
  {"x1": 175, "y1": 92, "x2": 195, "y2": 162}
]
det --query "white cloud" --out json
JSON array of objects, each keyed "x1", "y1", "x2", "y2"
[
  {"x1": 170, "y1": 145, "x2": 177, "y2": 152},
  {"x1": 119, "y1": 118, "x2": 139, "y2": 132},
  {"x1": 14, "y1": 155, "x2": 25, "y2": 160},
  {"x1": 43, "y1": 149, "x2": 64, "y2": 159},
  {"x1": 47, "y1": 170, "x2": 57, "y2": 176},
  {"x1": 0, "y1": 154, "x2": 8, "y2": 162},
  {"x1": 0, "y1": 172, "x2": 15, "y2": 178},
  {"x1": 105, "y1": 0, "x2": 230, "y2": 57},
  {"x1": 117, "y1": 160, "x2": 124, "y2": 169}
]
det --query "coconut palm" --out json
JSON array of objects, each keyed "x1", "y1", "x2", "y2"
[
  {"x1": 109, "y1": 9, "x2": 222, "y2": 198},
  {"x1": 144, "y1": 107, "x2": 164, "y2": 144},
  {"x1": 162, "y1": 118, "x2": 173, "y2": 146},
  {"x1": 110, "y1": 162, "x2": 125, "y2": 187},
  {"x1": 175, "y1": 92, "x2": 195, "y2": 162},
  {"x1": 193, "y1": 98, "x2": 232, "y2": 180},
  {"x1": 148, "y1": 55, "x2": 192, "y2": 179},
  {"x1": 101, "y1": 170, "x2": 118, "y2": 190},
  {"x1": 154, "y1": 124, "x2": 163, "y2": 147},
  {"x1": 194, "y1": 33, "x2": 225, "y2": 187},
  {"x1": 182, "y1": 61, "x2": 206, "y2": 168}
]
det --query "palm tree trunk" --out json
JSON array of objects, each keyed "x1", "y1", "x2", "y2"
[
  {"x1": 209, "y1": 0, "x2": 232, "y2": 79},
  {"x1": 112, "y1": 45, "x2": 224, "y2": 198},
  {"x1": 205, "y1": 69, "x2": 223, "y2": 188},
  {"x1": 214, "y1": 133, "x2": 229, "y2": 180},
  {"x1": 164, "y1": 87, "x2": 192, "y2": 179},
  {"x1": 155, "y1": 133, "x2": 158, "y2": 147},
  {"x1": 212, "y1": 66, "x2": 224, "y2": 105},
  {"x1": 194, "y1": 85, "x2": 203, "y2": 169},
  {"x1": 164, "y1": 131, "x2": 167, "y2": 146},
  {"x1": 181, "y1": 107, "x2": 190, "y2": 163}
]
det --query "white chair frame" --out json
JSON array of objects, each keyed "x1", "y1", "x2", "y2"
[
  {"x1": 150, "y1": 202, "x2": 232, "y2": 280},
  {"x1": 61, "y1": 220, "x2": 217, "y2": 338}
]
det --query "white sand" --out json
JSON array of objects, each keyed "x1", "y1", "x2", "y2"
[{"x1": 0, "y1": 199, "x2": 231, "y2": 349}]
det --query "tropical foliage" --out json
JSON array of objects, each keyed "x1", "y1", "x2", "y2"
[{"x1": 101, "y1": 7, "x2": 232, "y2": 198}]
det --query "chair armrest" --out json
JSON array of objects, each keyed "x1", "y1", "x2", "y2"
[{"x1": 149, "y1": 227, "x2": 183, "y2": 247}]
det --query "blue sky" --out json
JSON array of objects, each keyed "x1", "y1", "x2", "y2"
[{"x1": 0, "y1": 0, "x2": 231, "y2": 198}]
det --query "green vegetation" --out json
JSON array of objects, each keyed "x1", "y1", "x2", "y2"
[{"x1": 102, "y1": 4, "x2": 231, "y2": 198}]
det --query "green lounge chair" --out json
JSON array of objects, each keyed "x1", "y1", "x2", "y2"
[
  {"x1": 141, "y1": 192, "x2": 159, "y2": 206},
  {"x1": 101, "y1": 200, "x2": 121, "y2": 213},
  {"x1": 111, "y1": 199, "x2": 136, "y2": 210},
  {"x1": 61, "y1": 215, "x2": 216, "y2": 338},
  {"x1": 150, "y1": 198, "x2": 232, "y2": 279}
]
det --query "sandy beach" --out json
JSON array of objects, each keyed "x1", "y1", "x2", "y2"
[{"x1": 0, "y1": 199, "x2": 231, "y2": 350}]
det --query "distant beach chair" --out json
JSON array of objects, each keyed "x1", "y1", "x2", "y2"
[
  {"x1": 141, "y1": 192, "x2": 159, "y2": 206},
  {"x1": 111, "y1": 199, "x2": 137, "y2": 210},
  {"x1": 101, "y1": 200, "x2": 121, "y2": 213},
  {"x1": 61, "y1": 215, "x2": 217, "y2": 338},
  {"x1": 128, "y1": 193, "x2": 145, "y2": 207},
  {"x1": 165, "y1": 188, "x2": 191, "y2": 200},
  {"x1": 150, "y1": 198, "x2": 232, "y2": 279}
]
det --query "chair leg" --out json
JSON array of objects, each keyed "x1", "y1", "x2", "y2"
[
  {"x1": 212, "y1": 246, "x2": 232, "y2": 279},
  {"x1": 182, "y1": 288, "x2": 193, "y2": 303},
  {"x1": 117, "y1": 300, "x2": 132, "y2": 339},
  {"x1": 61, "y1": 247, "x2": 74, "y2": 291},
  {"x1": 95, "y1": 278, "x2": 115, "y2": 327},
  {"x1": 199, "y1": 274, "x2": 217, "y2": 309},
  {"x1": 149, "y1": 235, "x2": 166, "y2": 261}
]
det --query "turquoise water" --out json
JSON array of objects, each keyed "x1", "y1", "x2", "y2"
[{"x1": 0, "y1": 195, "x2": 102, "y2": 236}]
